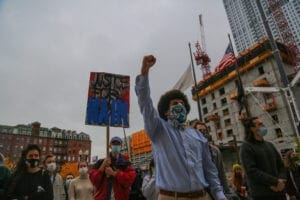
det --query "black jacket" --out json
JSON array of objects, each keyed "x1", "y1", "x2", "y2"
[
  {"x1": 5, "y1": 169, "x2": 53, "y2": 200},
  {"x1": 240, "y1": 140, "x2": 286, "y2": 198}
]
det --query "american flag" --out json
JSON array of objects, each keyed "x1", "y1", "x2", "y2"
[{"x1": 215, "y1": 44, "x2": 236, "y2": 73}]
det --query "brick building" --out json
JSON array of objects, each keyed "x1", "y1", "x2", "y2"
[{"x1": 0, "y1": 121, "x2": 91, "y2": 164}]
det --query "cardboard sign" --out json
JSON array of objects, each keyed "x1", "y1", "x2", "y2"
[{"x1": 86, "y1": 72, "x2": 130, "y2": 127}]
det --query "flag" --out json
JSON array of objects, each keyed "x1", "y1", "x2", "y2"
[
  {"x1": 173, "y1": 64, "x2": 194, "y2": 91},
  {"x1": 215, "y1": 44, "x2": 236, "y2": 73}
]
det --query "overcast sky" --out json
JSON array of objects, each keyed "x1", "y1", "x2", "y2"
[{"x1": 0, "y1": 0, "x2": 231, "y2": 158}]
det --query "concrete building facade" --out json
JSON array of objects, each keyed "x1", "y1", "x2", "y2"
[
  {"x1": 192, "y1": 39, "x2": 299, "y2": 155},
  {"x1": 223, "y1": 0, "x2": 300, "y2": 53}
]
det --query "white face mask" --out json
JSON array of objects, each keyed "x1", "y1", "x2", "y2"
[
  {"x1": 47, "y1": 162, "x2": 57, "y2": 172},
  {"x1": 65, "y1": 179, "x2": 72, "y2": 185},
  {"x1": 79, "y1": 167, "x2": 88, "y2": 174}
]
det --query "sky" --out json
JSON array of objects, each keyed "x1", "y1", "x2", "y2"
[{"x1": 0, "y1": 0, "x2": 231, "y2": 158}]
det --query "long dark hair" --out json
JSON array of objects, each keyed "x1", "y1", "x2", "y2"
[
  {"x1": 15, "y1": 144, "x2": 41, "y2": 174},
  {"x1": 242, "y1": 117, "x2": 258, "y2": 142}
]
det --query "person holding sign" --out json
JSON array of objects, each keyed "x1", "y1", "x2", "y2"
[
  {"x1": 89, "y1": 136, "x2": 136, "y2": 200},
  {"x1": 135, "y1": 55, "x2": 226, "y2": 200}
]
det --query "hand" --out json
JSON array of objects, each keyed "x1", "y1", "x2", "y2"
[
  {"x1": 277, "y1": 178, "x2": 286, "y2": 191},
  {"x1": 141, "y1": 55, "x2": 156, "y2": 76},
  {"x1": 105, "y1": 167, "x2": 117, "y2": 177},
  {"x1": 270, "y1": 179, "x2": 286, "y2": 192},
  {"x1": 290, "y1": 196, "x2": 297, "y2": 200},
  {"x1": 99, "y1": 157, "x2": 111, "y2": 171}
]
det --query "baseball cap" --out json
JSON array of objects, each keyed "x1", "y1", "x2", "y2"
[{"x1": 110, "y1": 136, "x2": 122, "y2": 144}]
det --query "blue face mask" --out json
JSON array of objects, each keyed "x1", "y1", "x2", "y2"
[
  {"x1": 111, "y1": 145, "x2": 121, "y2": 154},
  {"x1": 170, "y1": 104, "x2": 187, "y2": 124},
  {"x1": 258, "y1": 127, "x2": 268, "y2": 137}
]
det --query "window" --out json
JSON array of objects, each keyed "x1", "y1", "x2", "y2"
[
  {"x1": 223, "y1": 108, "x2": 230, "y2": 116},
  {"x1": 204, "y1": 117, "x2": 209, "y2": 123},
  {"x1": 272, "y1": 114, "x2": 279, "y2": 124},
  {"x1": 211, "y1": 93, "x2": 215, "y2": 100},
  {"x1": 258, "y1": 66, "x2": 265, "y2": 75},
  {"x1": 216, "y1": 122, "x2": 221, "y2": 129},
  {"x1": 275, "y1": 128, "x2": 283, "y2": 137},
  {"x1": 234, "y1": 79, "x2": 239, "y2": 87},
  {"x1": 201, "y1": 98, "x2": 207, "y2": 105},
  {"x1": 207, "y1": 126, "x2": 211, "y2": 132},
  {"x1": 224, "y1": 118, "x2": 231, "y2": 127},
  {"x1": 203, "y1": 107, "x2": 208, "y2": 114},
  {"x1": 219, "y1": 87, "x2": 225, "y2": 96},
  {"x1": 213, "y1": 103, "x2": 217, "y2": 110},
  {"x1": 227, "y1": 129, "x2": 233, "y2": 137},
  {"x1": 221, "y1": 98, "x2": 228, "y2": 106}
]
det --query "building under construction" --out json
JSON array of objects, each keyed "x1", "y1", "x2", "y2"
[
  {"x1": 121, "y1": 129, "x2": 152, "y2": 169},
  {"x1": 192, "y1": 38, "x2": 300, "y2": 155}
]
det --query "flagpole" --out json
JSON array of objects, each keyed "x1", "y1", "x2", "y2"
[
  {"x1": 228, "y1": 34, "x2": 251, "y2": 117},
  {"x1": 188, "y1": 42, "x2": 202, "y2": 121}
]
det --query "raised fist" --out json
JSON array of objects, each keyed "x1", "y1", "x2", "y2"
[{"x1": 141, "y1": 55, "x2": 156, "y2": 76}]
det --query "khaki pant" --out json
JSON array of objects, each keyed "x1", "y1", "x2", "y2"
[{"x1": 158, "y1": 192, "x2": 212, "y2": 200}]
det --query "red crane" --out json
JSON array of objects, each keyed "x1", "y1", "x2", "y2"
[
  {"x1": 266, "y1": 0, "x2": 300, "y2": 68},
  {"x1": 193, "y1": 15, "x2": 212, "y2": 80}
]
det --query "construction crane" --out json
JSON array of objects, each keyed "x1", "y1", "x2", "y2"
[
  {"x1": 266, "y1": 0, "x2": 300, "y2": 68},
  {"x1": 193, "y1": 14, "x2": 212, "y2": 80}
]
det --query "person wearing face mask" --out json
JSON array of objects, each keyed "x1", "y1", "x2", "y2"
[
  {"x1": 142, "y1": 158, "x2": 159, "y2": 200},
  {"x1": 135, "y1": 55, "x2": 226, "y2": 200},
  {"x1": 65, "y1": 174, "x2": 74, "y2": 200},
  {"x1": 89, "y1": 136, "x2": 136, "y2": 200},
  {"x1": 43, "y1": 154, "x2": 66, "y2": 200},
  {"x1": 68, "y1": 161, "x2": 93, "y2": 200},
  {"x1": 284, "y1": 150, "x2": 300, "y2": 200},
  {"x1": 240, "y1": 117, "x2": 287, "y2": 200},
  {"x1": 192, "y1": 120, "x2": 240, "y2": 200},
  {"x1": 5, "y1": 144, "x2": 53, "y2": 200}
]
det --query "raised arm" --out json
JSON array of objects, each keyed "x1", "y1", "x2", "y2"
[
  {"x1": 141, "y1": 55, "x2": 156, "y2": 76},
  {"x1": 135, "y1": 55, "x2": 163, "y2": 139}
]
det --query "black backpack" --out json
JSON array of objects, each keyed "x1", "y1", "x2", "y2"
[{"x1": 129, "y1": 169, "x2": 146, "y2": 200}]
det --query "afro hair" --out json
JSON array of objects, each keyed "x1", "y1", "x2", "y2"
[{"x1": 157, "y1": 89, "x2": 190, "y2": 121}]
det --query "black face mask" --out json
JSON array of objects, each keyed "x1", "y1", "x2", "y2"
[{"x1": 25, "y1": 159, "x2": 40, "y2": 168}]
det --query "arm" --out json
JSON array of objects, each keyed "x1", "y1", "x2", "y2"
[
  {"x1": 202, "y1": 142, "x2": 226, "y2": 200},
  {"x1": 213, "y1": 146, "x2": 231, "y2": 193},
  {"x1": 240, "y1": 143, "x2": 278, "y2": 186},
  {"x1": 135, "y1": 55, "x2": 163, "y2": 139},
  {"x1": 68, "y1": 180, "x2": 75, "y2": 200},
  {"x1": 89, "y1": 169, "x2": 104, "y2": 186},
  {"x1": 272, "y1": 143, "x2": 286, "y2": 179},
  {"x1": 113, "y1": 166, "x2": 136, "y2": 188},
  {"x1": 141, "y1": 174, "x2": 156, "y2": 198},
  {"x1": 57, "y1": 175, "x2": 66, "y2": 200},
  {"x1": 43, "y1": 172, "x2": 54, "y2": 200},
  {"x1": 89, "y1": 158, "x2": 109, "y2": 186}
]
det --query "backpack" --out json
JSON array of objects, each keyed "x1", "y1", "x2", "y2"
[{"x1": 129, "y1": 169, "x2": 146, "y2": 200}]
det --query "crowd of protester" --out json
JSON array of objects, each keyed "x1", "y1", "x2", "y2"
[{"x1": 1, "y1": 55, "x2": 300, "y2": 200}]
